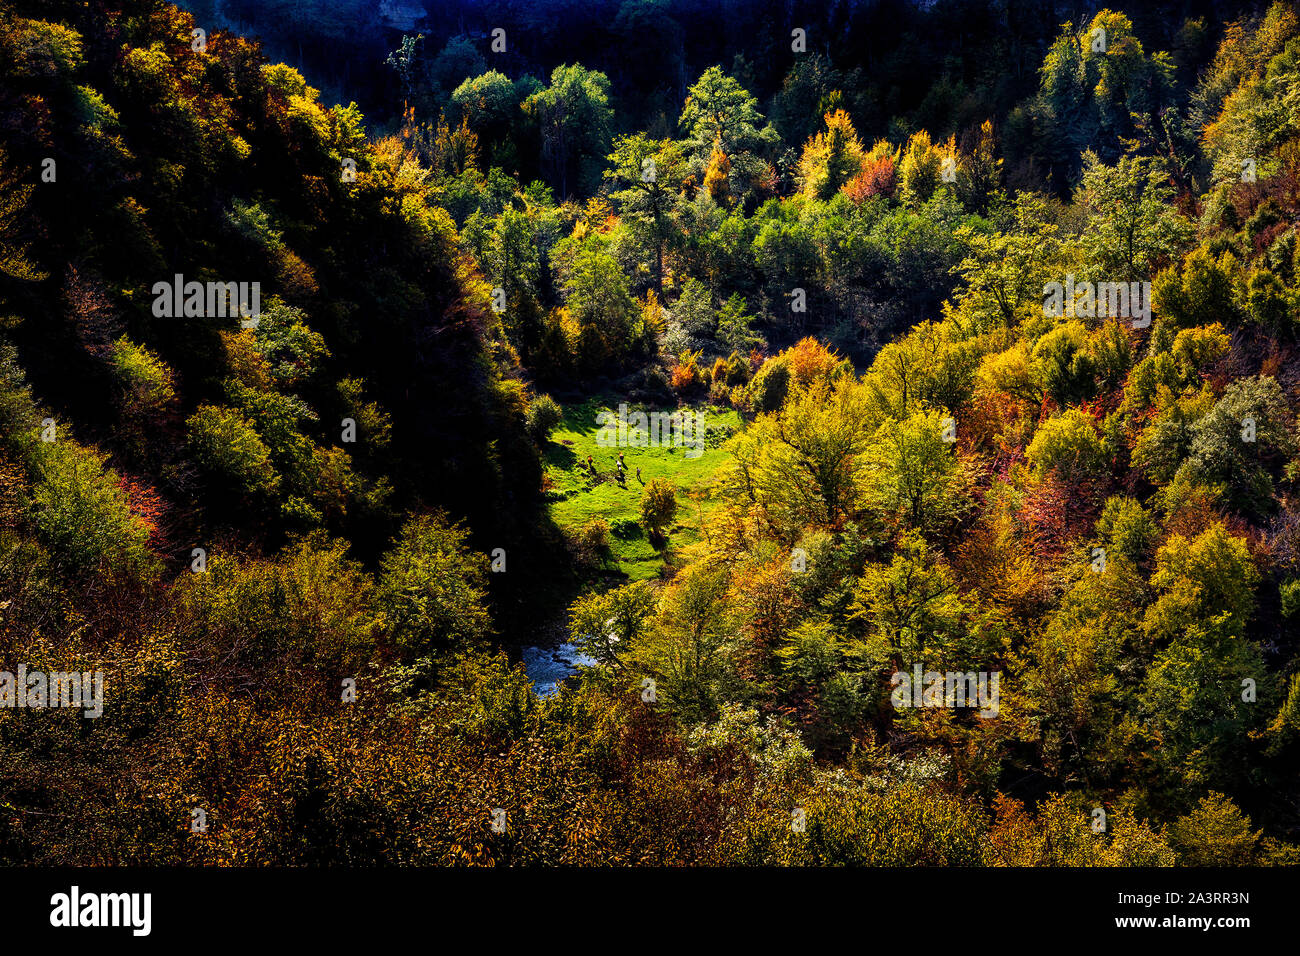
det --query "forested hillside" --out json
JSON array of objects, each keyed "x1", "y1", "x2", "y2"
[{"x1": 2, "y1": 0, "x2": 1300, "y2": 865}]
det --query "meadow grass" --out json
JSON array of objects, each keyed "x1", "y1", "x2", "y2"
[{"x1": 543, "y1": 396, "x2": 741, "y2": 580}]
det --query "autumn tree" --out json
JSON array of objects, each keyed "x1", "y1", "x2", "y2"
[
  {"x1": 679, "y1": 67, "x2": 779, "y2": 203},
  {"x1": 798, "y1": 109, "x2": 865, "y2": 200}
]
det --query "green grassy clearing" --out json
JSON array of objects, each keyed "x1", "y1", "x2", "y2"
[{"x1": 543, "y1": 397, "x2": 741, "y2": 580}]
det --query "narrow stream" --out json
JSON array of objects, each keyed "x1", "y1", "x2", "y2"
[{"x1": 521, "y1": 643, "x2": 596, "y2": 696}]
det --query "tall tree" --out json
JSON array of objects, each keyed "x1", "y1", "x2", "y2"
[
  {"x1": 524, "y1": 64, "x2": 613, "y2": 199},
  {"x1": 605, "y1": 133, "x2": 687, "y2": 293},
  {"x1": 679, "y1": 67, "x2": 778, "y2": 203}
]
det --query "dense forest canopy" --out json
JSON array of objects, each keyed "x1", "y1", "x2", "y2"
[{"x1": 2, "y1": 0, "x2": 1300, "y2": 866}]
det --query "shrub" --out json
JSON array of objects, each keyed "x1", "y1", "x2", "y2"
[
  {"x1": 571, "y1": 519, "x2": 610, "y2": 566},
  {"x1": 379, "y1": 513, "x2": 492, "y2": 661},
  {"x1": 1026, "y1": 409, "x2": 1106, "y2": 477},
  {"x1": 110, "y1": 336, "x2": 175, "y2": 409},
  {"x1": 1282, "y1": 578, "x2": 1300, "y2": 619},
  {"x1": 640, "y1": 478, "x2": 678, "y2": 539},
  {"x1": 29, "y1": 441, "x2": 153, "y2": 577},
  {"x1": 748, "y1": 355, "x2": 791, "y2": 413},
  {"x1": 748, "y1": 784, "x2": 989, "y2": 866},
  {"x1": 187, "y1": 405, "x2": 279, "y2": 497},
  {"x1": 609, "y1": 517, "x2": 641, "y2": 538},
  {"x1": 670, "y1": 350, "x2": 704, "y2": 393},
  {"x1": 526, "y1": 393, "x2": 563, "y2": 444},
  {"x1": 1169, "y1": 792, "x2": 1259, "y2": 866}
]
